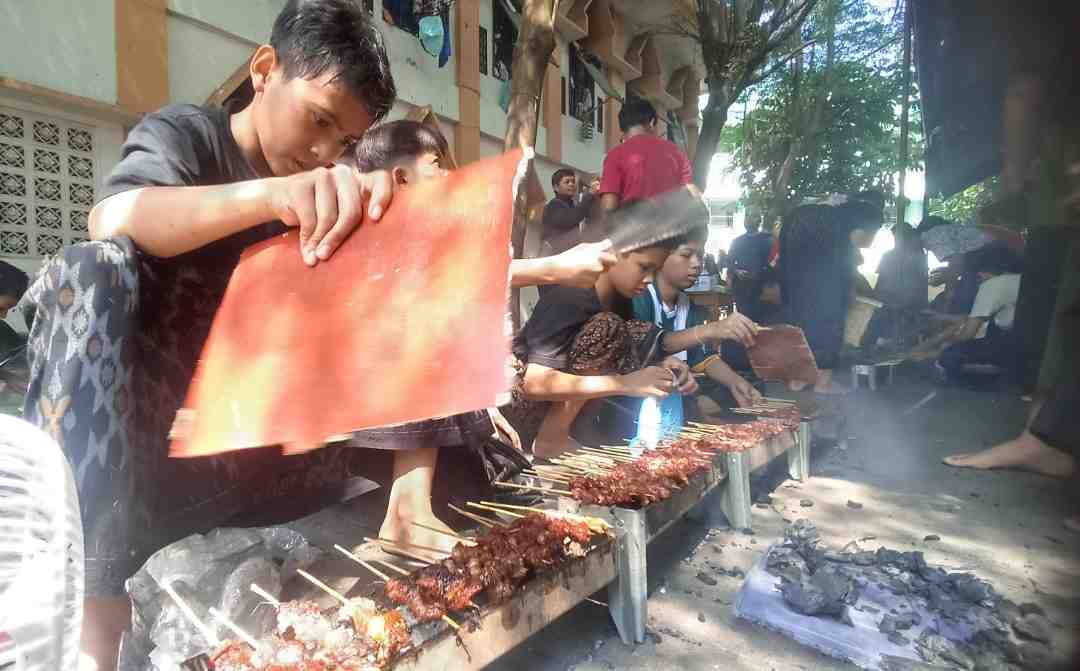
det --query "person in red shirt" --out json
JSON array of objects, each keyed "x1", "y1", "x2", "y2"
[{"x1": 598, "y1": 98, "x2": 696, "y2": 213}]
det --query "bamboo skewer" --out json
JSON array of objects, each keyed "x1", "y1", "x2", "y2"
[
  {"x1": 409, "y1": 521, "x2": 475, "y2": 544},
  {"x1": 163, "y1": 581, "x2": 220, "y2": 646},
  {"x1": 250, "y1": 583, "x2": 281, "y2": 607},
  {"x1": 335, "y1": 545, "x2": 461, "y2": 632},
  {"x1": 371, "y1": 558, "x2": 410, "y2": 576},
  {"x1": 477, "y1": 501, "x2": 549, "y2": 515},
  {"x1": 297, "y1": 569, "x2": 350, "y2": 606},
  {"x1": 577, "y1": 447, "x2": 634, "y2": 461},
  {"x1": 209, "y1": 607, "x2": 262, "y2": 651},
  {"x1": 467, "y1": 500, "x2": 526, "y2": 518},
  {"x1": 492, "y1": 481, "x2": 572, "y2": 496},
  {"x1": 448, "y1": 502, "x2": 504, "y2": 528},
  {"x1": 364, "y1": 536, "x2": 450, "y2": 560},
  {"x1": 526, "y1": 473, "x2": 574, "y2": 486}
]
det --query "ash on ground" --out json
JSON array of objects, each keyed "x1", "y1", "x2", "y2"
[{"x1": 765, "y1": 519, "x2": 1057, "y2": 670}]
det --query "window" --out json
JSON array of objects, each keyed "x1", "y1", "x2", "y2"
[
  {"x1": 492, "y1": 0, "x2": 517, "y2": 82},
  {"x1": 568, "y1": 44, "x2": 596, "y2": 126},
  {"x1": 0, "y1": 105, "x2": 96, "y2": 258},
  {"x1": 479, "y1": 26, "x2": 489, "y2": 75}
]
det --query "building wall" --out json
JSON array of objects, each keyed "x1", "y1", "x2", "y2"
[{"x1": 0, "y1": 0, "x2": 117, "y2": 105}]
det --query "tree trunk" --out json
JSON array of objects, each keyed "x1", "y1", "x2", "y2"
[
  {"x1": 502, "y1": 0, "x2": 559, "y2": 330},
  {"x1": 692, "y1": 88, "x2": 730, "y2": 189},
  {"x1": 895, "y1": 2, "x2": 913, "y2": 224}
]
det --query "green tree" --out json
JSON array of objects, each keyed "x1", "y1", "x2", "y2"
[{"x1": 722, "y1": 0, "x2": 917, "y2": 217}]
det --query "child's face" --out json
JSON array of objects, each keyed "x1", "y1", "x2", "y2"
[
  {"x1": 393, "y1": 152, "x2": 448, "y2": 190},
  {"x1": 250, "y1": 46, "x2": 375, "y2": 176},
  {"x1": 608, "y1": 247, "x2": 670, "y2": 298},
  {"x1": 661, "y1": 241, "x2": 705, "y2": 291}
]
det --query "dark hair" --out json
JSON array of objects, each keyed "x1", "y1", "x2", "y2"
[
  {"x1": 271, "y1": 0, "x2": 396, "y2": 122},
  {"x1": 618, "y1": 97, "x2": 658, "y2": 132},
  {"x1": 0, "y1": 261, "x2": 27, "y2": 301},
  {"x1": 551, "y1": 168, "x2": 576, "y2": 190},
  {"x1": 353, "y1": 120, "x2": 448, "y2": 172},
  {"x1": 969, "y1": 243, "x2": 1023, "y2": 276},
  {"x1": 616, "y1": 195, "x2": 708, "y2": 253}
]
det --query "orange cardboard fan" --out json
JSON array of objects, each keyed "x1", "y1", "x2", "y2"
[{"x1": 170, "y1": 149, "x2": 522, "y2": 457}]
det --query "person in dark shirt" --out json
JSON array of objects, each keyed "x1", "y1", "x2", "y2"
[
  {"x1": 633, "y1": 227, "x2": 761, "y2": 415},
  {"x1": 778, "y1": 192, "x2": 884, "y2": 393},
  {"x1": 542, "y1": 168, "x2": 597, "y2": 255},
  {"x1": 726, "y1": 213, "x2": 775, "y2": 322},
  {"x1": 18, "y1": 2, "x2": 397, "y2": 668},
  {"x1": 598, "y1": 98, "x2": 696, "y2": 215},
  {"x1": 510, "y1": 203, "x2": 758, "y2": 457},
  {"x1": 510, "y1": 235, "x2": 692, "y2": 457}
]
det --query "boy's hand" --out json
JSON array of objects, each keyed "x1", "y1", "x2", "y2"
[
  {"x1": 269, "y1": 165, "x2": 393, "y2": 266},
  {"x1": 618, "y1": 366, "x2": 676, "y2": 398},
  {"x1": 705, "y1": 313, "x2": 759, "y2": 347},
  {"x1": 549, "y1": 241, "x2": 617, "y2": 288},
  {"x1": 725, "y1": 375, "x2": 761, "y2": 408},
  {"x1": 661, "y1": 356, "x2": 699, "y2": 395}
]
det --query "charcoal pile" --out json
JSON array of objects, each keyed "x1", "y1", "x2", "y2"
[{"x1": 762, "y1": 520, "x2": 1058, "y2": 670}]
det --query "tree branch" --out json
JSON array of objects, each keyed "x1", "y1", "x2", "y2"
[
  {"x1": 765, "y1": 0, "x2": 818, "y2": 51},
  {"x1": 742, "y1": 39, "x2": 817, "y2": 88}
]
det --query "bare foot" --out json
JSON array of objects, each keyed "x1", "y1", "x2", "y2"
[
  {"x1": 942, "y1": 432, "x2": 1076, "y2": 478},
  {"x1": 379, "y1": 510, "x2": 461, "y2": 561}
]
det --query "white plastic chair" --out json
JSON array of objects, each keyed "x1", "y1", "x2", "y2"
[{"x1": 0, "y1": 416, "x2": 83, "y2": 671}]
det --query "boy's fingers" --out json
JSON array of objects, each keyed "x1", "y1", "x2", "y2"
[
  {"x1": 361, "y1": 169, "x2": 393, "y2": 221},
  {"x1": 293, "y1": 182, "x2": 318, "y2": 266},
  {"x1": 316, "y1": 166, "x2": 363, "y2": 260},
  {"x1": 305, "y1": 170, "x2": 338, "y2": 265}
]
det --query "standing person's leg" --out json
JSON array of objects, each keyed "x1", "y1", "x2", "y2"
[
  {"x1": 351, "y1": 412, "x2": 491, "y2": 557},
  {"x1": 533, "y1": 399, "x2": 587, "y2": 457},
  {"x1": 21, "y1": 239, "x2": 142, "y2": 671}
]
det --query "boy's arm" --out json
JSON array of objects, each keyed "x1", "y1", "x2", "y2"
[
  {"x1": 520, "y1": 363, "x2": 674, "y2": 401},
  {"x1": 704, "y1": 358, "x2": 761, "y2": 408},
  {"x1": 659, "y1": 313, "x2": 760, "y2": 354},
  {"x1": 91, "y1": 165, "x2": 392, "y2": 266},
  {"x1": 510, "y1": 241, "x2": 616, "y2": 288}
]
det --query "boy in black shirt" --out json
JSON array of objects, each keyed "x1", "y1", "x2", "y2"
[
  {"x1": 510, "y1": 217, "x2": 698, "y2": 457},
  {"x1": 20, "y1": 1, "x2": 397, "y2": 667}
]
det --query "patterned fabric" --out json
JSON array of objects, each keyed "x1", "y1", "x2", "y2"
[
  {"x1": 21, "y1": 238, "x2": 361, "y2": 596},
  {"x1": 501, "y1": 312, "x2": 659, "y2": 454}
]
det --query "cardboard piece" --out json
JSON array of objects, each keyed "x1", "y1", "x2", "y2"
[
  {"x1": 171, "y1": 150, "x2": 522, "y2": 457},
  {"x1": 747, "y1": 325, "x2": 820, "y2": 386}
]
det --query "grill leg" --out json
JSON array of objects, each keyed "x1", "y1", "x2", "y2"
[
  {"x1": 608, "y1": 508, "x2": 647, "y2": 644},
  {"x1": 789, "y1": 424, "x2": 811, "y2": 481},
  {"x1": 720, "y1": 451, "x2": 752, "y2": 531}
]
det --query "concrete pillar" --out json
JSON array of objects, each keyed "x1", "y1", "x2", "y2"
[
  {"x1": 115, "y1": 0, "x2": 168, "y2": 115},
  {"x1": 454, "y1": 0, "x2": 482, "y2": 165}
]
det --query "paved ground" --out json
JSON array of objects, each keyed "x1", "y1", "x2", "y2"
[{"x1": 480, "y1": 371, "x2": 1080, "y2": 671}]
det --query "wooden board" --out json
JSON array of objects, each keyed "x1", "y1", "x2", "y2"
[{"x1": 171, "y1": 150, "x2": 522, "y2": 457}]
